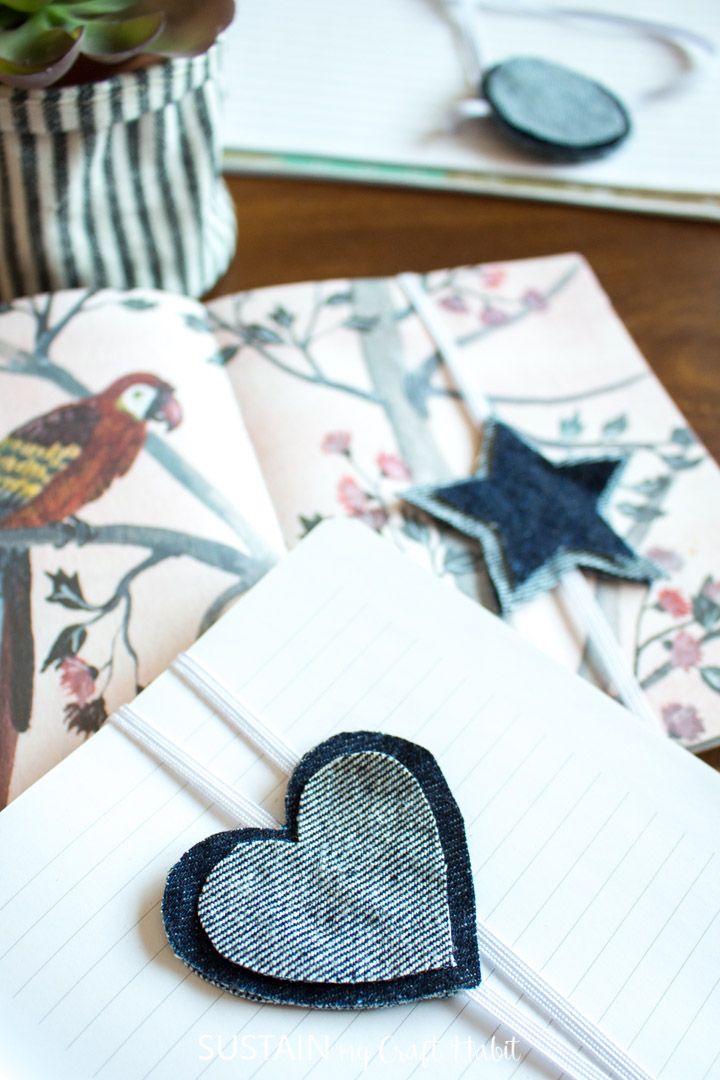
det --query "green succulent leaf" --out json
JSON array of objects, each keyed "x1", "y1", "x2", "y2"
[
  {"x1": 63, "y1": 1, "x2": 138, "y2": 14},
  {"x1": 1, "y1": 0, "x2": 57, "y2": 13},
  {"x1": 82, "y1": 11, "x2": 163, "y2": 59},
  {"x1": 126, "y1": 0, "x2": 234, "y2": 56},
  {"x1": 0, "y1": 0, "x2": 234, "y2": 85},
  {"x1": 0, "y1": 21, "x2": 82, "y2": 86}
]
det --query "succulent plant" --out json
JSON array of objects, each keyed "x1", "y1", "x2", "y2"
[{"x1": 0, "y1": 0, "x2": 235, "y2": 88}]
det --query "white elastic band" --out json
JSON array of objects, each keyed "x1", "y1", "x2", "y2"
[
  {"x1": 558, "y1": 570, "x2": 665, "y2": 734},
  {"x1": 171, "y1": 652, "x2": 301, "y2": 774},
  {"x1": 445, "y1": 0, "x2": 485, "y2": 88},
  {"x1": 468, "y1": 985, "x2": 610, "y2": 1080},
  {"x1": 134, "y1": 654, "x2": 652, "y2": 1080},
  {"x1": 476, "y1": 926, "x2": 650, "y2": 1080},
  {"x1": 396, "y1": 271, "x2": 662, "y2": 733},
  {"x1": 111, "y1": 704, "x2": 277, "y2": 830}
]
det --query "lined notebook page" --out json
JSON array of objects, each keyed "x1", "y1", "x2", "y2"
[
  {"x1": 1, "y1": 520, "x2": 720, "y2": 1080},
  {"x1": 222, "y1": 0, "x2": 720, "y2": 204}
]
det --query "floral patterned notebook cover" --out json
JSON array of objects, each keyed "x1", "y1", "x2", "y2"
[{"x1": 1, "y1": 252, "x2": 717, "y2": 805}]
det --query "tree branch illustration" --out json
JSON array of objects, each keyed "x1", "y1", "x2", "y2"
[
  {"x1": 352, "y1": 277, "x2": 497, "y2": 611},
  {"x1": 402, "y1": 263, "x2": 582, "y2": 418},
  {"x1": 0, "y1": 521, "x2": 267, "y2": 581},
  {"x1": 207, "y1": 307, "x2": 383, "y2": 406}
]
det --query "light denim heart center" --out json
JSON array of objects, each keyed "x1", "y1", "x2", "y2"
[{"x1": 198, "y1": 750, "x2": 455, "y2": 983}]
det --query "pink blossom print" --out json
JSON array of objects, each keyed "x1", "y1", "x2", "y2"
[
  {"x1": 59, "y1": 657, "x2": 97, "y2": 707},
  {"x1": 336, "y1": 476, "x2": 370, "y2": 515},
  {"x1": 321, "y1": 431, "x2": 351, "y2": 455},
  {"x1": 670, "y1": 631, "x2": 702, "y2": 671},
  {"x1": 657, "y1": 589, "x2": 691, "y2": 618},
  {"x1": 662, "y1": 703, "x2": 705, "y2": 740},
  {"x1": 376, "y1": 451, "x2": 412, "y2": 481}
]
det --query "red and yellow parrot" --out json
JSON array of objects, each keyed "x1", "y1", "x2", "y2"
[{"x1": 0, "y1": 373, "x2": 182, "y2": 804}]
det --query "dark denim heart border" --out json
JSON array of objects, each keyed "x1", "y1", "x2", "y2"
[{"x1": 162, "y1": 731, "x2": 481, "y2": 1009}]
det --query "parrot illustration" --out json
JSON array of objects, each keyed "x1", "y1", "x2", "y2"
[{"x1": 0, "y1": 373, "x2": 182, "y2": 805}]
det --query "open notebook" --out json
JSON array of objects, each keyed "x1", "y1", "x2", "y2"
[
  {"x1": 0, "y1": 252, "x2": 719, "y2": 812},
  {"x1": 1, "y1": 520, "x2": 720, "y2": 1080},
  {"x1": 220, "y1": 0, "x2": 720, "y2": 219}
]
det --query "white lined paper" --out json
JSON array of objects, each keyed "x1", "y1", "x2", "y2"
[{"x1": 1, "y1": 520, "x2": 720, "y2": 1079}]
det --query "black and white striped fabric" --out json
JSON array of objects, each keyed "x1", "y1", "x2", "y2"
[{"x1": 0, "y1": 44, "x2": 236, "y2": 300}]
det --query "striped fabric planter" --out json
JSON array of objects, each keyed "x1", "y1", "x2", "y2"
[{"x1": 0, "y1": 44, "x2": 236, "y2": 300}]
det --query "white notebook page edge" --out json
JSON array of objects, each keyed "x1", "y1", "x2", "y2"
[{"x1": 0, "y1": 520, "x2": 719, "y2": 1079}]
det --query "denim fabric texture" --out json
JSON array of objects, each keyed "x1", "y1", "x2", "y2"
[
  {"x1": 482, "y1": 57, "x2": 631, "y2": 162},
  {"x1": 403, "y1": 420, "x2": 660, "y2": 614},
  {"x1": 163, "y1": 731, "x2": 481, "y2": 1009}
]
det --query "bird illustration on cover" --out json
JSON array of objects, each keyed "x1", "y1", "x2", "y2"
[{"x1": 0, "y1": 374, "x2": 182, "y2": 804}]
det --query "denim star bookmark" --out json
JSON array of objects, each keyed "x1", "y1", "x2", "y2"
[
  {"x1": 403, "y1": 419, "x2": 658, "y2": 614},
  {"x1": 397, "y1": 272, "x2": 664, "y2": 730}
]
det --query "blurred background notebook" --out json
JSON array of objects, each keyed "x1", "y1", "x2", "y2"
[{"x1": 221, "y1": 0, "x2": 720, "y2": 219}]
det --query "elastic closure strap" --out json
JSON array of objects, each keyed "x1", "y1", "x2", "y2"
[
  {"x1": 112, "y1": 704, "x2": 277, "y2": 830},
  {"x1": 171, "y1": 653, "x2": 301, "y2": 774},
  {"x1": 468, "y1": 985, "x2": 610, "y2": 1080},
  {"x1": 476, "y1": 926, "x2": 651, "y2": 1080}
]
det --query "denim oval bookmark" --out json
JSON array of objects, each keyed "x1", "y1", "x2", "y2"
[{"x1": 163, "y1": 731, "x2": 481, "y2": 1008}]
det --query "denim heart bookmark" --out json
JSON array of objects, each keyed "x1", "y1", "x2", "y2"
[
  {"x1": 163, "y1": 731, "x2": 480, "y2": 1009},
  {"x1": 107, "y1": 655, "x2": 653, "y2": 1080},
  {"x1": 397, "y1": 273, "x2": 664, "y2": 732}
]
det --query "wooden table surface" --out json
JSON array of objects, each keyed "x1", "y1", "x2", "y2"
[{"x1": 211, "y1": 175, "x2": 720, "y2": 766}]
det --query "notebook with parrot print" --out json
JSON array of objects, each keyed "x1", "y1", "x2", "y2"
[{"x1": 0, "y1": 251, "x2": 718, "y2": 807}]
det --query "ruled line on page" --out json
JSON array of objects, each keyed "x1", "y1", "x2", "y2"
[
  {"x1": 1, "y1": 771, "x2": 214, "y2": 967},
  {"x1": 464, "y1": 735, "x2": 547, "y2": 823},
  {"x1": 258, "y1": 603, "x2": 375, "y2": 710},
  {"x1": 701, "y1": 1044, "x2": 720, "y2": 1080},
  {"x1": 628, "y1": 907, "x2": 720, "y2": 1048},
  {"x1": 11, "y1": 792, "x2": 229, "y2": 1000},
  {"x1": 518, "y1": 818, "x2": 672, "y2": 964},
  {"x1": 40, "y1": 901, "x2": 162, "y2": 1026},
  {"x1": 0, "y1": 704, "x2": 222, "y2": 921},
  {"x1": 93, "y1": 972, "x2": 194, "y2": 1078},
  {"x1": 141, "y1": 993, "x2": 223, "y2": 1080},
  {"x1": 235, "y1": 583, "x2": 349, "y2": 691},
  {"x1": 595, "y1": 852, "x2": 718, "y2": 1019},
  {"x1": 2, "y1": 719, "x2": 241, "y2": 964},
  {"x1": 69, "y1": 941, "x2": 175, "y2": 1053},
  {"x1": 510, "y1": 800, "x2": 647, "y2": 947},
  {"x1": 507, "y1": 836, "x2": 712, "y2": 1076},
  {"x1": 478, "y1": 769, "x2": 600, "y2": 879},
  {"x1": 658, "y1": 969, "x2": 720, "y2": 1075}
]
